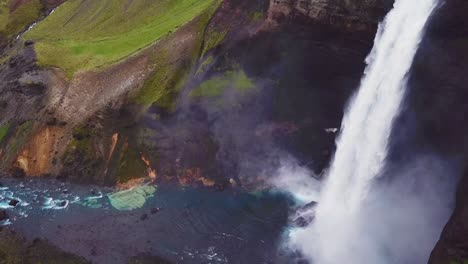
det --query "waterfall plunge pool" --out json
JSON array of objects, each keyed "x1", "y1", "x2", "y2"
[{"x1": 0, "y1": 177, "x2": 295, "y2": 264}]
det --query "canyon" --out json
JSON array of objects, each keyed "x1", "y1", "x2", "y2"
[{"x1": 0, "y1": 0, "x2": 467, "y2": 263}]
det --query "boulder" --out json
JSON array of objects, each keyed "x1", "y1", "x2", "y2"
[{"x1": 8, "y1": 199, "x2": 20, "y2": 207}]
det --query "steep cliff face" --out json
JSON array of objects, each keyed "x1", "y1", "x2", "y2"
[
  {"x1": 8, "y1": 0, "x2": 468, "y2": 262},
  {"x1": 0, "y1": 0, "x2": 392, "y2": 187},
  {"x1": 266, "y1": 0, "x2": 392, "y2": 31},
  {"x1": 420, "y1": 0, "x2": 468, "y2": 263}
]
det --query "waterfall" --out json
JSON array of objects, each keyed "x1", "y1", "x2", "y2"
[{"x1": 289, "y1": 0, "x2": 440, "y2": 263}]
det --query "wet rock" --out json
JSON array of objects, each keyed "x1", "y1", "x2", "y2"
[
  {"x1": 0, "y1": 210, "x2": 8, "y2": 221},
  {"x1": 150, "y1": 207, "x2": 160, "y2": 214},
  {"x1": 292, "y1": 201, "x2": 317, "y2": 228},
  {"x1": 14, "y1": 83, "x2": 46, "y2": 96},
  {"x1": 8, "y1": 199, "x2": 20, "y2": 207},
  {"x1": 58, "y1": 201, "x2": 67, "y2": 207},
  {"x1": 299, "y1": 201, "x2": 317, "y2": 211},
  {"x1": 293, "y1": 215, "x2": 314, "y2": 228},
  {"x1": 11, "y1": 168, "x2": 25, "y2": 178},
  {"x1": 8, "y1": 59, "x2": 17, "y2": 68},
  {"x1": 24, "y1": 40, "x2": 34, "y2": 46},
  {"x1": 46, "y1": 117, "x2": 57, "y2": 126},
  {"x1": 140, "y1": 214, "x2": 148, "y2": 221},
  {"x1": 58, "y1": 121, "x2": 67, "y2": 127}
]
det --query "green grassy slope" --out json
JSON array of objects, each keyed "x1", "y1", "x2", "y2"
[
  {"x1": 0, "y1": 1, "x2": 8, "y2": 32},
  {"x1": 0, "y1": 0, "x2": 42, "y2": 38},
  {"x1": 24, "y1": 0, "x2": 218, "y2": 77}
]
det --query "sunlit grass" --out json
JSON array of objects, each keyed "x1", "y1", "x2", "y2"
[{"x1": 24, "y1": 0, "x2": 217, "y2": 77}]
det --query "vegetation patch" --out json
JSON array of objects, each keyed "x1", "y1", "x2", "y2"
[
  {"x1": 63, "y1": 126, "x2": 95, "y2": 163},
  {"x1": 24, "y1": 0, "x2": 218, "y2": 77},
  {"x1": 251, "y1": 11, "x2": 265, "y2": 22},
  {"x1": 117, "y1": 146, "x2": 147, "y2": 184},
  {"x1": 190, "y1": 69, "x2": 255, "y2": 98},
  {"x1": 132, "y1": 50, "x2": 190, "y2": 108},
  {"x1": 195, "y1": 55, "x2": 214, "y2": 76},
  {"x1": 200, "y1": 29, "x2": 227, "y2": 59},
  {"x1": 131, "y1": 0, "x2": 221, "y2": 108},
  {"x1": 0, "y1": 0, "x2": 8, "y2": 32},
  {"x1": 0, "y1": 0, "x2": 42, "y2": 38},
  {"x1": 61, "y1": 126, "x2": 105, "y2": 183},
  {"x1": 2, "y1": 121, "x2": 33, "y2": 166},
  {"x1": 0, "y1": 123, "x2": 9, "y2": 143}
]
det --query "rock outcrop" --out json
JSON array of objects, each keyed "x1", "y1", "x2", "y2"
[{"x1": 267, "y1": 0, "x2": 393, "y2": 31}]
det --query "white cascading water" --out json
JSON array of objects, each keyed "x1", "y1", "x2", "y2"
[{"x1": 289, "y1": 0, "x2": 440, "y2": 263}]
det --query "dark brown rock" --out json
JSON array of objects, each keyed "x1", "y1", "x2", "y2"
[
  {"x1": 24, "y1": 40, "x2": 34, "y2": 46},
  {"x1": 9, "y1": 199, "x2": 20, "y2": 207},
  {"x1": 0, "y1": 210, "x2": 8, "y2": 221},
  {"x1": 140, "y1": 214, "x2": 148, "y2": 221},
  {"x1": 267, "y1": 0, "x2": 393, "y2": 32}
]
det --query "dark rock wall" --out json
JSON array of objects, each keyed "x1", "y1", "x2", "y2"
[
  {"x1": 422, "y1": 1, "x2": 468, "y2": 263},
  {"x1": 267, "y1": 0, "x2": 393, "y2": 31}
]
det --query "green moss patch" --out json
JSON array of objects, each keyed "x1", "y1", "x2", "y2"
[
  {"x1": 190, "y1": 69, "x2": 255, "y2": 98},
  {"x1": 24, "y1": 0, "x2": 218, "y2": 77},
  {"x1": 200, "y1": 29, "x2": 226, "y2": 59},
  {"x1": 0, "y1": 0, "x2": 8, "y2": 32},
  {"x1": 2, "y1": 121, "x2": 33, "y2": 166},
  {"x1": 0, "y1": 123, "x2": 9, "y2": 143},
  {"x1": 195, "y1": 55, "x2": 214, "y2": 76},
  {"x1": 61, "y1": 126, "x2": 105, "y2": 183},
  {"x1": 251, "y1": 11, "x2": 264, "y2": 21},
  {"x1": 117, "y1": 147, "x2": 147, "y2": 184},
  {"x1": 63, "y1": 126, "x2": 95, "y2": 164}
]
